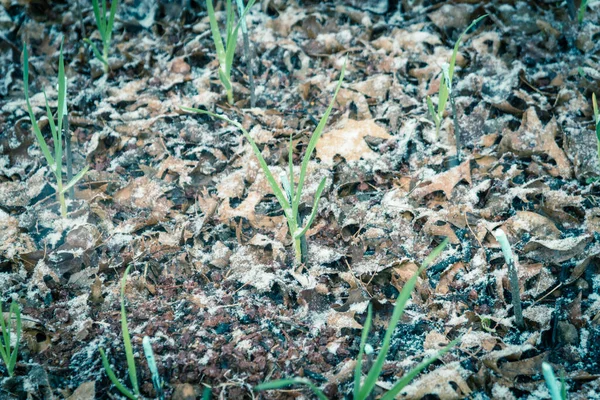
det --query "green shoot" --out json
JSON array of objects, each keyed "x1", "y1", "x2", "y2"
[
  {"x1": 23, "y1": 43, "x2": 90, "y2": 218},
  {"x1": 0, "y1": 302, "x2": 21, "y2": 377},
  {"x1": 578, "y1": 0, "x2": 589, "y2": 25},
  {"x1": 84, "y1": 0, "x2": 119, "y2": 73},
  {"x1": 182, "y1": 61, "x2": 346, "y2": 264},
  {"x1": 493, "y1": 229, "x2": 524, "y2": 329},
  {"x1": 256, "y1": 239, "x2": 454, "y2": 399},
  {"x1": 592, "y1": 93, "x2": 600, "y2": 161},
  {"x1": 542, "y1": 362, "x2": 568, "y2": 400},
  {"x1": 206, "y1": 0, "x2": 257, "y2": 104},
  {"x1": 427, "y1": 14, "x2": 487, "y2": 138},
  {"x1": 100, "y1": 266, "x2": 140, "y2": 399},
  {"x1": 143, "y1": 336, "x2": 165, "y2": 400}
]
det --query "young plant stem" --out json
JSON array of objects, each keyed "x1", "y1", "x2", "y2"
[
  {"x1": 63, "y1": 114, "x2": 75, "y2": 198},
  {"x1": 494, "y1": 229, "x2": 524, "y2": 329},
  {"x1": 450, "y1": 92, "x2": 461, "y2": 165},
  {"x1": 182, "y1": 61, "x2": 345, "y2": 264},
  {"x1": 235, "y1": 0, "x2": 255, "y2": 107}
]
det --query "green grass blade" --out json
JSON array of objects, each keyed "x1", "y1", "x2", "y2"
[
  {"x1": 56, "y1": 41, "x2": 65, "y2": 141},
  {"x1": 100, "y1": 348, "x2": 138, "y2": 400},
  {"x1": 293, "y1": 60, "x2": 346, "y2": 215},
  {"x1": 206, "y1": 0, "x2": 227, "y2": 66},
  {"x1": 426, "y1": 96, "x2": 436, "y2": 121},
  {"x1": 106, "y1": 0, "x2": 119, "y2": 48},
  {"x1": 218, "y1": 68, "x2": 232, "y2": 91},
  {"x1": 578, "y1": 0, "x2": 588, "y2": 24},
  {"x1": 0, "y1": 306, "x2": 10, "y2": 373},
  {"x1": 202, "y1": 387, "x2": 212, "y2": 400},
  {"x1": 542, "y1": 363, "x2": 564, "y2": 400},
  {"x1": 7, "y1": 303, "x2": 21, "y2": 377},
  {"x1": 357, "y1": 239, "x2": 448, "y2": 398},
  {"x1": 42, "y1": 90, "x2": 58, "y2": 146},
  {"x1": 120, "y1": 266, "x2": 139, "y2": 395},
  {"x1": 294, "y1": 176, "x2": 326, "y2": 238},
  {"x1": 255, "y1": 378, "x2": 328, "y2": 400},
  {"x1": 92, "y1": 0, "x2": 106, "y2": 39},
  {"x1": 448, "y1": 14, "x2": 487, "y2": 83},
  {"x1": 437, "y1": 74, "x2": 448, "y2": 117},
  {"x1": 83, "y1": 39, "x2": 108, "y2": 65},
  {"x1": 288, "y1": 133, "x2": 294, "y2": 200},
  {"x1": 61, "y1": 165, "x2": 89, "y2": 194},
  {"x1": 380, "y1": 338, "x2": 458, "y2": 400},
  {"x1": 143, "y1": 336, "x2": 164, "y2": 400},
  {"x1": 181, "y1": 106, "x2": 291, "y2": 213},
  {"x1": 23, "y1": 45, "x2": 56, "y2": 168},
  {"x1": 353, "y1": 303, "x2": 373, "y2": 398}
]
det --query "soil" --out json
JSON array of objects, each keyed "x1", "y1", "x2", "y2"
[{"x1": 1, "y1": 0, "x2": 600, "y2": 399}]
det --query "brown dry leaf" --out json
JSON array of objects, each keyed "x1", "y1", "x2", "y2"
[
  {"x1": 523, "y1": 235, "x2": 591, "y2": 263},
  {"x1": 316, "y1": 119, "x2": 392, "y2": 165},
  {"x1": 156, "y1": 156, "x2": 197, "y2": 187},
  {"x1": 498, "y1": 108, "x2": 572, "y2": 178},
  {"x1": 436, "y1": 262, "x2": 466, "y2": 295},
  {"x1": 327, "y1": 309, "x2": 362, "y2": 331},
  {"x1": 335, "y1": 88, "x2": 372, "y2": 119},
  {"x1": 502, "y1": 211, "x2": 561, "y2": 240},
  {"x1": 499, "y1": 352, "x2": 548, "y2": 381},
  {"x1": 423, "y1": 331, "x2": 450, "y2": 351},
  {"x1": 398, "y1": 363, "x2": 472, "y2": 399},
  {"x1": 411, "y1": 159, "x2": 471, "y2": 199},
  {"x1": 218, "y1": 191, "x2": 285, "y2": 230},
  {"x1": 351, "y1": 74, "x2": 392, "y2": 101},
  {"x1": 67, "y1": 381, "x2": 95, "y2": 400},
  {"x1": 113, "y1": 176, "x2": 172, "y2": 212}
]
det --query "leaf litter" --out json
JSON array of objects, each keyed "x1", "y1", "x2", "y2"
[{"x1": 0, "y1": 0, "x2": 600, "y2": 399}]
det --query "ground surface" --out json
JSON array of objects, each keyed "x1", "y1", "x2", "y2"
[{"x1": 1, "y1": 0, "x2": 600, "y2": 399}]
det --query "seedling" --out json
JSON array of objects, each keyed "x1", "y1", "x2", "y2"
[
  {"x1": 206, "y1": 0, "x2": 257, "y2": 104},
  {"x1": 235, "y1": 0, "x2": 256, "y2": 107},
  {"x1": 182, "y1": 62, "x2": 346, "y2": 264},
  {"x1": 143, "y1": 336, "x2": 165, "y2": 400},
  {"x1": 84, "y1": 0, "x2": 119, "y2": 73},
  {"x1": 542, "y1": 362, "x2": 567, "y2": 400},
  {"x1": 23, "y1": 43, "x2": 89, "y2": 218},
  {"x1": 426, "y1": 15, "x2": 487, "y2": 140},
  {"x1": 99, "y1": 266, "x2": 140, "y2": 400},
  {"x1": 256, "y1": 240, "x2": 457, "y2": 399},
  {"x1": 493, "y1": 229, "x2": 524, "y2": 329},
  {"x1": 0, "y1": 302, "x2": 21, "y2": 377}
]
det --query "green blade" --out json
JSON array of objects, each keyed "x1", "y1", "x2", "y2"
[
  {"x1": 120, "y1": 266, "x2": 139, "y2": 395},
  {"x1": 105, "y1": 0, "x2": 119, "y2": 48},
  {"x1": 255, "y1": 379, "x2": 328, "y2": 400},
  {"x1": 206, "y1": 0, "x2": 227, "y2": 66},
  {"x1": 83, "y1": 39, "x2": 108, "y2": 65},
  {"x1": 380, "y1": 339, "x2": 458, "y2": 400},
  {"x1": 181, "y1": 106, "x2": 291, "y2": 213},
  {"x1": 437, "y1": 73, "x2": 448, "y2": 117},
  {"x1": 448, "y1": 14, "x2": 487, "y2": 84},
  {"x1": 542, "y1": 362, "x2": 563, "y2": 400},
  {"x1": 7, "y1": 303, "x2": 21, "y2": 377},
  {"x1": 353, "y1": 303, "x2": 373, "y2": 398},
  {"x1": 61, "y1": 165, "x2": 89, "y2": 194},
  {"x1": 92, "y1": 0, "x2": 106, "y2": 39},
  {"x1": 56, "y1": 41, "x2": 66, "y2": 141},
  {"x1": 23, "y1": 45, "x2": 56, "y2": 168},
  {"x1": 293, "y1": 60, "x2": 346, "y2": 216},
  {"x1": 294, "y1": 176, "x2": 326, "y2": 238},
  {"x1": 357, "y1": 239, "x2": 448, "y2": 399},
  {"x1": 100, "y1": 348, "x2": 138, "y2": 400}
]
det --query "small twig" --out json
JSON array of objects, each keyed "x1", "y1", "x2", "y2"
[{"x1": 236, "y1": 0, "x2": 256, "y2": 107}]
